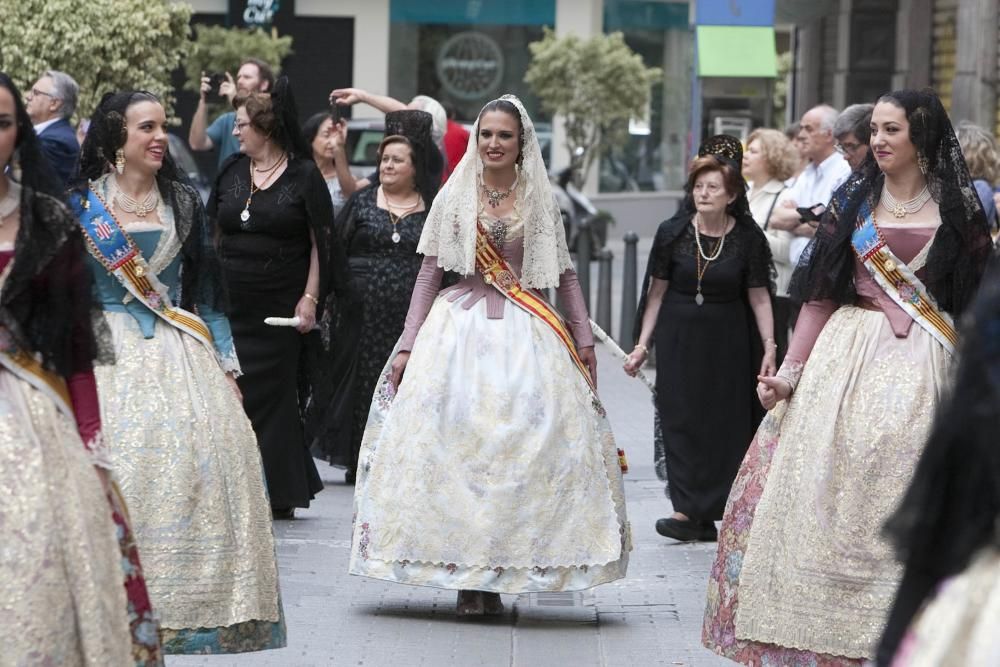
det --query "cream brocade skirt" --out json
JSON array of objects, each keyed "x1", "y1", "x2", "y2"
[
  {"x1": 95, "y1": 313, "x2": 279, "y2": 631},
  {"x1": 0, "y1": 370, "x2": 133, "y2": 666},
  {"x1": 349, "y1": 295, "x2": 630, "y2": 593},
  {"x1": 732, "y1": 307, "x2": 951, "y2": 659},
  {"x1": 892, "y1": 547, "x2": 1000, "y2": 666}
]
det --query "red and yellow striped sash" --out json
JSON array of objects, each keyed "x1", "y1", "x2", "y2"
[{"x1": 474, "y1": 221, "x2": 595, "y2": 391}]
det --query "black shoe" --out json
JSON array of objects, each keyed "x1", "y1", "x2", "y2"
[
  {"x1": 344, "y1": 469, "x2": 356, "y2": 485},
  {"x1": 655, "y1": 517, "x2": 717, "y2": 542},
  {"x1": 271, "y1": 506, "x2": 295, "y2": 520}
]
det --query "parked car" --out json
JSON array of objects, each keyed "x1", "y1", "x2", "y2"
[{"x1": 345, "y1": 118, "x2": 386, "y2": 180}]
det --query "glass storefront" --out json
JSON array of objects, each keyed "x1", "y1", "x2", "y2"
[
  {"x1": 387, "y1": 0, "x2": 553, "y2": 123},
  {"x1": 386, "y1": 0, "x2": 696, "y2": 192}
]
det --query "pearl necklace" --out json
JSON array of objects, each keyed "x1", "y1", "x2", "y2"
[
  {"x1": 382, "y1": 188, "x2": 421, "y2": 244},
  {"x1": 880, "y1": 184, "x2": 931, "y2": 218},
  {"x1": 692, "y1": 215, "x2": 727, "y2": 306},
  {"x1": 693, "y1": 215, "x2": 727, "y2": 261},
  {"x1": 112, "y1": 175, "x2": 158, "y2": 218},
  {"x1": 0, "y1": 180, "x2": 21, "y2": 225}
]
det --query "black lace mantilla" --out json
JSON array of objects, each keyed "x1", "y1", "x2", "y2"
[
  {"x1": 790, "y1": 89, "x2": 993, "y2": 316},
  {"x1": 0, "y1": 190, "x2": 106, "y2": 376}
]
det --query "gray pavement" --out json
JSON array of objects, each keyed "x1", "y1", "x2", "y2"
[{"x1": 169, "y1": 343, "x2": 727, "y2": 667}]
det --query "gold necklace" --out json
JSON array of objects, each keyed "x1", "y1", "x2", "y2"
[
  {"x1": 382, "y1": 187, "x2": 420, "y2": 244},
  {"x1": 241, "y1": 154, "x2": 286, "y2": 223}
]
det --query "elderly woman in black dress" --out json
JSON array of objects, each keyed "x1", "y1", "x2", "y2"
[
  {"x1": 312, "y1": 110, "x2": 437, "y2": 483},
  {"x1": 209, "y1": 77, "x2": 343, "y2": 518},
  {"x1": 624, "y1": 136, "x2": 775, "y2": 542}
]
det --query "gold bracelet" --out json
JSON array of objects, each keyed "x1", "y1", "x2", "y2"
[
  {"x1": 763, "y1": 337, "x2": 776, "y2": 348},
  {"x1": 302, "y1": 292, "x2": 319, "y2": 305},
  {"x1": 634, "y1": 343, "x2": 649, "y2": 355}
]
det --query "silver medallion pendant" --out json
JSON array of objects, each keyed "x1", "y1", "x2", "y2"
[
  {"x1": 391, "y1": 231, "x2": 401, "y2": 244},
  {"x1": 695, "y1": 292, "x2": 705, "y2": 306},
  {"x1": 240, "y1": 208, "x2": 250, "y2": 222}
]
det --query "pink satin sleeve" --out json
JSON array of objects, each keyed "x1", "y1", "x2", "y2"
[
  {"x1": 399, "y1": 255, "x2": 445, "y2": 352},
  {"x1": 554, "y1": 269, "x2": 594, "y2": 348},
  {"x1": 784, "y1": 299, "x2": 838, "y2": 366},
  {"x1": 67, "y1": 370, "x2": 102, "y2": 449}
]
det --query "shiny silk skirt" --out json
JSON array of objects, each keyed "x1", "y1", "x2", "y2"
[
  {"x1": 349, "y1": 295, "x2": 630, "y2": 593},
  {"x1": 703, "y1": 307, "x2": 951, "y2": 663},
  {"x1": 95, "y1": 313, "x2": 285, "y2": 653},
  {"x1": 0, "y1": 369, "x2": 134, "y2": 666}
]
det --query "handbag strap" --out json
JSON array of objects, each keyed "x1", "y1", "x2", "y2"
[{"x1": 762, "y1": 186, "x2": 785, "y2": 230}]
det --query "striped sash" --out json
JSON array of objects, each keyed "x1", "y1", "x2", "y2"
[
  {"x1": 0, "y1": 342, "x2": 73, "y2": 419},
  {"x1": 69, "y1": 190, "x2": 215, "y2": 352},
  {"x1": 475, "y1": 220, "x2": 595, "y2": 390},
  {"x1": 852, "y1": 203, "x2": 957, "y2": 354}
]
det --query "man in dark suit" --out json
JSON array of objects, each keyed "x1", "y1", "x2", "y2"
[{"x1": 25, "y1": 70, "x2": 80, "y2": 187}]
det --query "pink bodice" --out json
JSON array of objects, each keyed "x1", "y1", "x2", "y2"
[
  {"x1": 399, "y1": 236, "x2": 593, "y2": 351},
  {"x1": 788, "y1": 226, "x2": 938, "y2": 366}
]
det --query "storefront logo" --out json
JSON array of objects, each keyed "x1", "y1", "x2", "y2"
[
  {"x1": 243, "y1": 0, "x2": 280, "y2": 28},
  {"x1": 436, "y1": 31, "x2": 505, "y2": 101}
]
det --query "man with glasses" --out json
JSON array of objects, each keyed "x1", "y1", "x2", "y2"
[
  {"x1": 25, "y1": 70, "x2": 80, "y2": 187},
  {"x1": 833, "y1": 103, "x2": 874, "y2": 171}
]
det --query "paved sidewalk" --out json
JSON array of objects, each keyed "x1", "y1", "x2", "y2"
[{"x1": 169, "y1": 345, "x2": 728, "y2": 667}]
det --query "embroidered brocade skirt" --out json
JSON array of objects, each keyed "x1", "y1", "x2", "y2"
[
  {"x1": 95, "y1": 313, "x2": 285, "y2": 653},
  {"x1": 349, "y1": 295, "x2": 631, "y2": 593},
  {"x1": 0, "y1": 370, "x2": 134, "y2": 666},
  {"x1": 703, "y1": 307, "x2": 951, "y2": 663}
]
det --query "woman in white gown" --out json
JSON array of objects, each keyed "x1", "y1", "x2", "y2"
[{"x1": 349, "y1": 95, "x2": 629, "y2": 615}]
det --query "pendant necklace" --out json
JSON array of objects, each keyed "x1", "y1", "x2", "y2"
[
  {"x1": 481, "y1": 174, "x2": 518, "y2": 208},
  {"x1": 383, "y1": 188, "x2": 420, "y2": 243},
  {"x1": 880, "y1": 184, "x2": 931, "y2": 218},
  {"x1": 693, "y1": 215, "x2": 726, "y2": 306},
  {"x1": 241, "y1": 153, "x2": 286, "y2": 223},
  {"x1": 0, "y1": 180, "x2": 21, "y2": 227}
]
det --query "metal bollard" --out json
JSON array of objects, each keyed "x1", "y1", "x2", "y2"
[
  {"x1": 619, "y1": 231, "x2": 639, "y2": 344},
  {"x1": 596, "y1": 248, "x2": 613, "y2": 332},
  {"x1": 576, "y1": 218, "x2": 592, "y2": 312}
]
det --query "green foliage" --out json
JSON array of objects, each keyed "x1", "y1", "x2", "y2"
[
  {"x1": 183, "y1": 24, "x2": 293, "y2": 95},
  {"x1": 0, "y1": 0, "x2": 192, "y2": 121},
  {"x1": 525, "y1": 28, "x2": 661, "y2": 186},
  {"x1": 773, "y1": 51, "x2": 792, "y2": 122}
]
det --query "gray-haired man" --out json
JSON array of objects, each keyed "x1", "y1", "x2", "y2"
[{"x1": 25, "y1": 70, "x2": 80, "y2": 186}]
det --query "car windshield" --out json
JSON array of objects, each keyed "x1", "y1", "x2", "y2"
[{"x1": 346, "y1": 128, "x2": 386, "y2": 167}]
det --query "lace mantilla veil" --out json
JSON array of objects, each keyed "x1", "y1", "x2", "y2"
[{"x1": 416, "y1": 95, "x2": 573, "y2": 288}]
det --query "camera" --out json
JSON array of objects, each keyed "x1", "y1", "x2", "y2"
[{"x1": 206, "y1": 72, "x2": 227, "y2": 97}]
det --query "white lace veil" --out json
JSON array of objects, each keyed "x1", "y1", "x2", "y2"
[{"x1": 416, "y1": 94, "x2": 573, "y2": 288}]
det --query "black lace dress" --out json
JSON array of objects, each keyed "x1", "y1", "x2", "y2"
[
  {"x1": 312, "y1": 186, "x2": 426, "y2": 473},
  {"x1": 211, "y1": 155, "x2": 331, "y2": 510},
  {"x1": 647, "y1": 217, "x2": 771, "y2": 521}
]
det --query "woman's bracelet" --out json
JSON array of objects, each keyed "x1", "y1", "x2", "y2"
[
  {"x1": 302, "y1": 292, "x2": 319, "y2": 305},
  {"x1": 633, "y1": 343, "x2": 649, "y2": 355},
  {"x1": 763, "y1": 337, "x2": 776, "y2": 349}
]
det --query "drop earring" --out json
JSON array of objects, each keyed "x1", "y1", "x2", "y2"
[
  {"x1": 10, "y1": 149, "x2": 21, "y2": 182},
  {"x1": 917, "y1": 152, "x2": 928, "y2": 175},
  {"x1": 115, "y1": 148, "x2": 126, "y2": 175}
]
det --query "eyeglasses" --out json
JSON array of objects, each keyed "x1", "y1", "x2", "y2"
[
  {"x1": 692, "y1": 182, "x2": 724, "y2": 194},
  {"x1": 835, "y1": 141, "x2": 863, "y2": 155},
  {"x1": 234, "y1": 121, "x2": 251, "y2": 134},
  {"x1": 27, "y1": 87, "x2": 58, "y2": 100}
]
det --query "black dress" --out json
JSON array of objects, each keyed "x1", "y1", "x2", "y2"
[
  {"x1": 647, "y1": 217, "x2": 770, "y2": 521},
  {"x1": 211, "y1": 155, "x2": 330, "y2": 509},
  {"x1": 312, "y1": 186, "x2": 426, "y2": 473}
]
